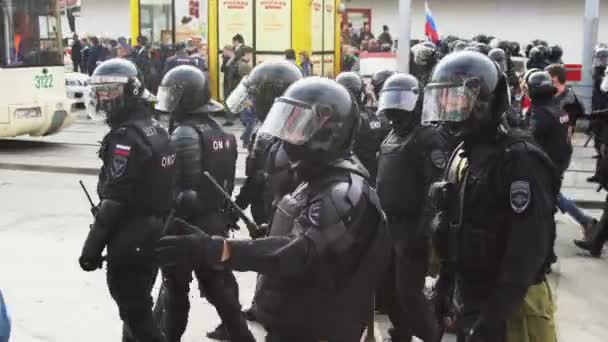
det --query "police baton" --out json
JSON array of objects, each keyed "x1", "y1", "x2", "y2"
[
  {"x1": 79, "y1": 180, "x2": 98, "y2": 217},
  {"x1": 202, "y1": 171, "x2": 265, "y2": 238}
]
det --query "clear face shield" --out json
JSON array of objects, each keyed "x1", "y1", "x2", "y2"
[
  {"x1": 225, "y1": 76, "x2": 252, "y2": 114},
  {"x1": 259, "y1": 99, "x2": 331, "y2": 146},
  {"x1": 155, "y1": 85, "x2": 184, "y2": 113},
  {"x1": 87, "y1": 75, "x2": 129, "y2": 121},
  {"x1": 421, "y1": 79, "x2": 481, "y2": 126},
  {"x1": 377, "y1": 89, "x2": 419, "y2": 113},
  {"x1": 594, "y1": 54, "x2": 608, "y2": 68}
]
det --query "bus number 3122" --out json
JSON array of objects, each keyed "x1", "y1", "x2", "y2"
[{"x1": 34, "y1": 74, "x2": 54, "y2": 89}]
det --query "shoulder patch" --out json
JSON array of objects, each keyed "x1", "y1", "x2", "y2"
[
  {"x1": 510, "y1": 181, "x2": 531, "y2": 214},
  {"x1": 110, "y1": 155, "x2": 129, "y2": 179},
  {"x1": 430, "y1": 149, "x2": 448, "y2": 169}
]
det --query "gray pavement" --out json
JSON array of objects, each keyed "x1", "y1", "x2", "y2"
[
  {"x1": 0, "y1": 118, "x2": 605, "y2": 207},
  {"x1": 2, "y1": 168, "x2": 608, "y2": 341}
]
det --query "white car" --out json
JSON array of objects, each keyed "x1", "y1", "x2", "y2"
[{"x1": 65, "y1": 72, "x2": 89, "y2": 110}]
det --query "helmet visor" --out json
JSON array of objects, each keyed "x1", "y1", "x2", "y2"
[
  {"x1": 259, "y1": 99, "x2": 327, "y2": 146},
  {"x1": 225, "y1": 76, "x2": 250, "y2": 114},
  {"x1": 594, "y1": 55, "x2": 608, "y2": 67},
  {"x1": 421, "y1": 80, "x2": 481, "y2": 125},
  {"x1": 378, "y1": 89, "x2": 419, "y2": 112},
  {"x1": 155, "y1": 86, "x2": 184, "y2": 113},
  {"x1": 89, "y1": 83, "x2": 124, "y2": 119}
]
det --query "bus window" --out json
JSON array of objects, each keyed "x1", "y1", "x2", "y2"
[{"x1": 0, "y1": 0, "x2": 62, "y2": 67}]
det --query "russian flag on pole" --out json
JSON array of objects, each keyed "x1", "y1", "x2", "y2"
[{"x1": 425, "y1": 1, "x2": 439, "y2": 44}]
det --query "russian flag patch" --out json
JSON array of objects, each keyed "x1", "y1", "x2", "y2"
[{"x1": 113, "y1": 144, "x2": 131, "y2": 157}]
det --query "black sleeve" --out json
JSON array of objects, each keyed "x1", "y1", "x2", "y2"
[
  {"x1": 227, "y1": 235, "x2": 318, "y2": 277},
  {"x1": 171, "y1": 125, "x2": 202, "y2": 193},
  {"x1": 100, "y1": 128, "x2": 150, "y2": 205},
  {"x1": 530, "y1": 109, "x2": 552, "y2": 140},
  {"x1": 480, "y1": 148, "x2": 555, "y2": 324},
  {"x1": 229, "y1": 184, "x2": 361, "y2": 277},
  {"x1": 563, "y1": 93, "x2": 585, "y2": 125}
]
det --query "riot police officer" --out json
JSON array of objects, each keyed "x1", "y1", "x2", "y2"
[
  {"x1": 548, "y1": 45, "x2": 564, "y2": 64},
  {"x1": 426, "y1": 52, "x2": 559, "y2": 342},
  {"x1": 162, "y1": 42, "x2": 207, "y2": 76},
  {"x1": 226, "y1": 60, "x2": 303, "y2": 322},
  {"x1": 228, "y1": 60, "x2": 303, "y2": 225},
  {"x1": 527, "y1": 46, "x2": 549, "y2": 70},
  {"x1": 371, "y1": 69, "x2": 397, "y2": 100},
  {"x1": 376, "y1": 73, "x2": 454, "y2": 342},
  {"x1": 79, "y1": 58, "x2": 175, "y2": 342},
  {"x1": 337, "y1": 71, "x2": 390, "y2": 186},
  {"x1": 155, "y1": 77, "x2": 392, "y2": 342},
  {"x1": 154, "y1": 65, "x2": 255, "y2": 342},
  {"x1": 488, "y1": 48, "x2": 508, "y2": 74}
]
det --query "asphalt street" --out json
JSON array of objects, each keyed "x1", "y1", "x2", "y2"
[{"x1": 1, "y1": 119, "x2": 608, "y2": 341}]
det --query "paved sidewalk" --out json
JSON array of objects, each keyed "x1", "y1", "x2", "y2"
[{"x1": 0, "y1": 119, "x2": 605, "y2": 207}]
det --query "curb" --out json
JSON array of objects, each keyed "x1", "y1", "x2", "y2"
[{"x1": 0, "y1": 162, "x2": 246, "y2": 185}]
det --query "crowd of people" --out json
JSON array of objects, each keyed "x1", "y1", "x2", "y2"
[{"x1": 70, "y1": 22, "x2": 608, "y2": 342}]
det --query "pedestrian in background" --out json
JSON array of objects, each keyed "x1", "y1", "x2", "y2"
[
  {"x1": 71, "y1": 34, "x2": 82, "y2": 72},
  {"x1": 80, "y1": 37, "x2": 90, "y2": 73},
  {"x1": 360, "y1": 22, "x2": 375, "y2": 42},
  {"x1": 86, "y1": 37, "x2": 107, "y2": 75},
  {"x1": 299, "y1": 50, "x2": 312, "y2": 76},
  {"x1": 223, "y1": 34, "x2": 246, "y2": 126},
  {"x1": 378, "y1": 25, "x2": 393, "y2": 51},
  {"x1": 221, "y1": 44, "x2": 235, "y2": 98}
]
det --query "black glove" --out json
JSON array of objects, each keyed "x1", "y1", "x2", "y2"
[
  {"x1": 155, "y1": 218, "x2": 225, "y2": 269},
  {"x1": 249, "y1": 223, "x2": 268, "y2": 239},
  {"x1": 79, "y1": 223, "x2": 108, "y2": 272},
  {"x1": 467, "y1": 319, "x2": 504, "y2": 342}
]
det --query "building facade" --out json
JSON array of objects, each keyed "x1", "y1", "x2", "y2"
[{"x1": 345, "y1": 0, "x2": 608, "y2": 64}]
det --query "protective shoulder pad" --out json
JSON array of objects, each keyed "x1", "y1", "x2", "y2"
[
  {"x1": 113, "y1": 125, "x2": 152, "y2": 156},
  {"x1": 171, "y1": 125, "x2": 200, "y2": 144},
  {"x1": 321, "y1": 172, "x2": 366, "y2": 220},
  {"x1": 501, "y1": 135, "x2": 559, "y2": 185}
]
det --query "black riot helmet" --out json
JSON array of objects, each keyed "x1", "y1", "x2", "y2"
[
  {"x1": 89, "y1": 58, "x2": 148, "y2": 128},
  {"x1": 529, "y1": 46, "x2": 543, "y2": 60},
  {"x1": 259, "y1": 77, "x2": 358, "y2": 171},
  {"x1": 488, "y1": 48, "x2": 508, "y2": 73},
  {"x1": 377, "y1": 73, "x2": 420, "y2": 124},
  {"x1": 336, "y1": 71, "x2": 364, "y2": 104},
  {"x1": 453, "y1": 41, "x2": 468, "y2": 52},
  {"x1": 371, "y1": 69, "x2": 397, "y2": 97},
  {"x1": 523, "y1": 68, "x2": 542, "y2": 84},
  {"x1": 527, "y1": 71, "x2": 557, "y2": 103},
  {"x1": 226, "y1": 60, "x2": 303, "y2": 121},
  {"x1": 156, "y1": 65, "x2": 221, "y2": 120},
  {"x1": 497, "y1": 41, "x2": 512, "y2": 55},
  {"x1": 510, "y1": 41, "x2": 521, "y2": 56},
  {"x1": 537, "y1": 45, "x2": 550, "y2": 59},
  {"x1": 422, "y1": 51, "x2": 510, "y2": 139},
  {"x1": 593, "y1": 48, "x2": 608, "y2": 67},
  {"x1": 549, "y1": 45, "x2": 563, "y2": 63}
]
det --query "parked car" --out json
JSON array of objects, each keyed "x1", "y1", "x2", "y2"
[{"x1": 65, "y1": 72, "x2": 89, "y2": 110}]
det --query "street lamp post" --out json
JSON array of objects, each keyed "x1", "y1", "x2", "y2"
[
  {"x1": 397, "y1": 0, "x2": 412, "y2": 73},
  {"x1": 580, "y1": 0, "x2": 600, "y2": 113}
]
